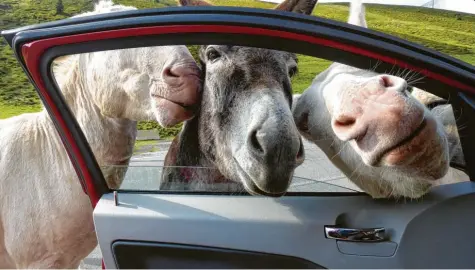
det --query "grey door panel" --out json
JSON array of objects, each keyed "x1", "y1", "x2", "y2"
[{"x1": 94, "y1": 181, "x2": 475, "y2": 269}]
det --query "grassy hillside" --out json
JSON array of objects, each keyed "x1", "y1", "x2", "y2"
[{"x1": 1, "y1": 0, "x2": 474, "y2": 137}]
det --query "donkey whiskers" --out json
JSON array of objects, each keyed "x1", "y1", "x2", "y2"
[
  {"x1": 349, "y1": 161, "x2": 365, "y2": 180},
  {"x1": 368, "y1": 60, "x2": 382, "y2": 72},
  {"x1": 386, "y1": 66, "x2": 425, "y2": 89},
  {"x1": 407, "y1": 76, "x2": 426, "y2": 86},
  {"x1": 455, "y1": 107, "x2": 464, "y2": 123},
  {"x1": 456, "y1": 124, "x2": 467, "y2": 131},
  {"x1": 330, "y1": 141, "x2": 350, "y2": 161}
]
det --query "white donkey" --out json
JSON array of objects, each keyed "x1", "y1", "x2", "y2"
[
  {"x1": 0, "y1": 1, "x2": 201, "y2": 268},
  {"x1": 292, "y1": 0, "x2": 466, "y2": 199}
]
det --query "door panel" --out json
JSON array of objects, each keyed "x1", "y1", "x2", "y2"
[{"x1": 94, "y1": 181, "x2": 475, "y2": 269}]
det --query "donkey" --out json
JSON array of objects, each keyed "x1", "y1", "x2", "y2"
[
  {"x1": 0, "y1": 1, "x2": 201, "y2": 268},
  {"x1": 292, "y1": 0, "x2": 465, "y2": 199},
  {"x1": 410, "y1": 87, "x2": 465, "y2": 170},
  {"x1": 159, "y1": 0, "x2": 318, "y2": 196}
]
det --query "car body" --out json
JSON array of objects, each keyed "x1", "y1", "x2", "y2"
[{"x1": 2, "y1": 5, "x2": 475, "y2": 269}]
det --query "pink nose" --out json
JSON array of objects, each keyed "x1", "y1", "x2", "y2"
[
  {"x1": 378, "y1": 75, "x2": 407, "y2": 92},
  {"x1": 161, "y1": 62, "x2": 201, "y2": 106},
  {"x1": 331, "y1": 75, "x2": 409, "y2": 142},
  {"x1": 163, "y1": 63, "x2": 200, "y2": 81}
]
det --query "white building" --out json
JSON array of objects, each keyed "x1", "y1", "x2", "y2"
[{"x1": 261, "y1": 0, "x2": 475, "y2": 15}]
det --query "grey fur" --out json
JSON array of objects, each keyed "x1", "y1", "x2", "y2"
[{"x1": 160, "y1": 0, "x2": 318, "y2": 196}]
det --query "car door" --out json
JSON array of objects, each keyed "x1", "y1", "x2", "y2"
[{"x1": 3, "y1": 5, "x2": 475, "y2": 269}]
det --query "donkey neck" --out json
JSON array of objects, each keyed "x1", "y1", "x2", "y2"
[
  {"x1": 175, "y1": 116, "x2": 211, "y2": 168},
  {"x1": 161, "y1": 115, "x2": 237, "y2": 192},
  {"x1": 58, "y1": 59, "x2": 137, "y2": 167}
]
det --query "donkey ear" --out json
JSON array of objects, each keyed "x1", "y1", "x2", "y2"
[
  {"x1": 178, "y1": 0, "x2": 213, "y2": 6},
  {"x1": 274, "y1": 0, "x2": 317, "y2": 15},
  {"x1": 348, "y1": 0, "x2": 367, "y2": 28}
]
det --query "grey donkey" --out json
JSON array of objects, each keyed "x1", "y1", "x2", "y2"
[{"x1": 160, "y1": 0, "x2": 318, "y2": 196}]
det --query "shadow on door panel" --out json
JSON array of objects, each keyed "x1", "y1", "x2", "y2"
[{"x1": 112, "y1": 241, "x2": 325, "y2": 269}]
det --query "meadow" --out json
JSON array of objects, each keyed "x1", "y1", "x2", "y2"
[{"x1": 1, "y1": 0, "x2": 474, "y2": 138}]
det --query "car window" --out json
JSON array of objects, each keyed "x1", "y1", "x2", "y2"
[
  {"x1": 45, "y1": 45, "x2": 469, "y2": 199},
  {"x1": 2, "y1": 1, "x2": 473, "y2": 200}
]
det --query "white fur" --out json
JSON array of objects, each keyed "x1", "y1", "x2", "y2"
[
  {"x1": 0, "y1": 1, "x2": 200, "y2": 268},
  {"x1": 292, "y1": 0, "x2": 467, "y2": 199},
  {"x1": 348, "y1": 0, "x2": 367, "y2": 28}
]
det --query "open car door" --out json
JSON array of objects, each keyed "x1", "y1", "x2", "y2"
[{"x1": 3, "y1": 4, "x2": 475, "y2": 269}]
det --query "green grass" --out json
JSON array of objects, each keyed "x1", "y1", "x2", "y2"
[
  {"x1": 0, "y1": 101, "x2": 42, "y2": 119},
  {"x1": 134, "y1": 138, "x2": 176, "y2": 153},
  {"x1": 1, "y1": 0, "x2": 474, "y2": 138},
  {"x1": 133, "y1": 139, "x2": 160, "y2": 153}
]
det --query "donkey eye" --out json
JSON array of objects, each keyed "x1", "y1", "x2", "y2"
[
  {"x1": 206, "y1": 48, "x2": 221, "y2": 62},
  {"x1": 288, "y1": 66, "x2": 298, "y2": 77}
]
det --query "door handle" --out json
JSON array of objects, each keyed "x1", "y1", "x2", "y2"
[{"x1": 324, "y1": 226, "x2": 386, "y2": 242}]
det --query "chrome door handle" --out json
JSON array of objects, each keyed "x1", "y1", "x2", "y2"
[{"x1": 324, "y1": 226, "x2": 386, "y2": 242}]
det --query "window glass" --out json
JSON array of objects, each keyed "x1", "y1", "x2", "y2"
[
  {"x1": 1, "y1": 0, "x2": 472, "y2": 201},
  {"x1": 46, "y1": 44, "x2": 469, "y2": 199}
]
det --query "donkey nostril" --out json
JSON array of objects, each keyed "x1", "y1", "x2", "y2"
[
  {"x1": 163, "y1": 67, "x2": 180, "y2": 78},
  {"x1": 380, "y1": 76, "x2": 393, "y2": 88},
  {"x1": 334, "y1": 115, "x2": 356, "y2": 128},
  {"x1": 296, "y1": 139, "x2": 305, "y2": 161},
  {"x1": 380, "y1": 75, "x2": 408, "y2": 93},
  {"x1": 249, "y1": 130, "x2": 264, "y2": 154},
  {"x1": 297, "y1": 112, "x2": 309, "y2": 132}
]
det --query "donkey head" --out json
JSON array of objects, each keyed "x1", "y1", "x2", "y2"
[
  {"x1": 292, "y1": 0, "x2": 450, "y2": 198},
  {"x1": 179, "y1": 0, "x2": 317, "y2": 196},
  {"x1": 82, "y1": 47, "x2": 201, "y2": 127},
  {"x1": 69, "y1": 1, "x2": 201, "y2": 127}
]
